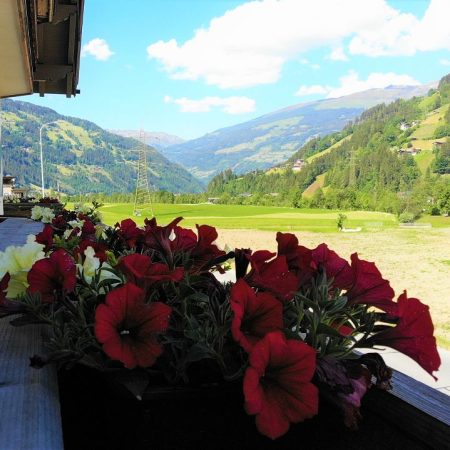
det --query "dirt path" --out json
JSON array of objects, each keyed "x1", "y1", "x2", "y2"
[{"x1": 216, "y1": 228, "x2": 450, "y2": 347}]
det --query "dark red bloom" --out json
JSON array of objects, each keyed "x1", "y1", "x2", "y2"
[
  {"x1": 143, "y1": 217, "x2": 183, "y2": 265},
  {"x1": 51, "y1": 215, "x2": 67, "y2": 230},
  {"x1": 276, "y1": 232, "x2": 314, "y2": 286},
  {"x1": 234, "y1": 248, "x2": 252, "y2": 279},
  {"x1": 243, "y1": 331, "x2": 318, "y2": 439},
  {"x1": 118, "y1": 254, "x2": 184, "y2": 293},
  {"x1": 95, "y1": 283, "x2": 172, "y2": 369},
  {"x1": 230, "y1": 279, "x2": 283, "y2": 353},
  {"x1": 346, "y1": 253, "x2": 396, "y2": 313},
  {"x1": 169, "y1": 226, "x2": 197, "y2": 253},
  {"x1": 245, "y1": 251, "x2": 298, "y2": 301},
  {"x1": 35, "y1": 225, "x2": 54, "y2": 252},
  {"x1": 311, "y1": 244, "x2": 353, "y2": 290},
  {"x1": 0, "y1": 273, "x2": 10, "y2": 304},
  {"x1": 27, "y1": 249, "x2": 76, "y2": 303},
  {"x1": 116, "y1": 219, "x2": 143, "y2": 249},
  {"x1": 367, "y1": 291, "x2": 441, "y2": 378},
  {"x1": 81, "y1": 219, "x2": 96, "y2": 237},
  {"x1": 190, "y1": 224, "x2": 226, "y2": 272}
]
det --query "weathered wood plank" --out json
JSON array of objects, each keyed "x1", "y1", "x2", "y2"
[
  {"x1": 0, "y1": 323, "x2": 64, "y2": 450},
  {"x1": 365, "y1": 370, "x2": 450, "y2": 449},
  {"x1": 0, "y1": 218, "x2": 43, "y2": 250},
  {"x1": 0, "y1": 218, "x2": 63, "y2": 449}
]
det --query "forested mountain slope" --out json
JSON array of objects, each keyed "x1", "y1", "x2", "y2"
[
  {"x1": 207, "y1": 75, "x2": 450, "y2": 216},
  {"x1": 1, "y1": 99, "x2": 203, "y2": 194},
  {"x1": 162, "y1": 84, "x2": 434, "y2": 182}
]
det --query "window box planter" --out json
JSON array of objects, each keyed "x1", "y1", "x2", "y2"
[
  {"x1": 58, "y1": 365, "x2": 447, "y2": 450},
  {"x1": 2, "y1": 202, "x2": 63, "y2": 218}
]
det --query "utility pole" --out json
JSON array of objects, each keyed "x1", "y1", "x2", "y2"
[{"x1": 133, "y1": 130, "x2": 154, "y2": 217}]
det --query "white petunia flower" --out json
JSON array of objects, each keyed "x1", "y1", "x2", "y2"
[
  {"x1": 0, "y1": 241, "x2": 45, "y2": 298},
  {"x1": 31, "y1": 206, "x2": 43, "y2": 221}
]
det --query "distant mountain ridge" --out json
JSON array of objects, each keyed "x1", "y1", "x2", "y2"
[
  {"x1": 109, "y1": 129, "x2": 185, "y2": 150},
  {"x1": 1, "y1": 100, "x2": 203, "y2": 194},
  {"x1": 161, "y1": 83, "x2": 436, "y2": 182}
]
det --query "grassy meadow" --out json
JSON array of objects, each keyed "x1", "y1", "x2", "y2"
[{"x1": 98, "y1": 202, "x2": 398, "y2": 232}]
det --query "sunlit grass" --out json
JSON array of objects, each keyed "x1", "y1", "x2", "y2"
[{"x1": 97, "y1": 202, "x2": 399, "y2": 232}]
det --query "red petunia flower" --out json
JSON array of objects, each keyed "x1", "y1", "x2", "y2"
[
  {"x1": 230, "y1": 279, "x2": 283, "y2": 353},
  {"x1": 35, "y1": 225, "x2": 54, "y2": 252},
  {"x1": 51, "y1": 215, "x2": 67, "y2": 230},
  {"x1": 367, "y1": 291, "x2": 441, "y2": 379},
  {"x1": 311, "y1": 244, "x2": 353, "y2": 290},
  {"x1": 345, "y1": 253, "x2": 396, "y2": 313},
  {"x1": 94, "y1": 283, "x2": 172, "y2": 369},
  {"x1": 81, "y1": 219, "x2": 96, "y2": 237},
  {"x1": 27, "y1": 249, "x2": 76, "y2": 303},
  {"x1": 245, "y1": 251, "x2": 298, "y2": 301},
  {"x1": 190, "y1": 224, "x2": 226, "y2": 272},
  {"x1": 276, "y1": 232, "x2": 314, "y2": 286},
  {"x1": 116, "y1": 218, "x2": 143, "y2": 249},
  {"x1": 118, "y1": 254, "x2": 184, "y2": 293},
  {"x1": 243, "y1": 331, "x2": 318, "y2": 439},
  {"x1": 169, "y1": 226, "x2": 197, "y2": 253}
]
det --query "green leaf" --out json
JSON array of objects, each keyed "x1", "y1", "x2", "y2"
[{"x1": 316, "y1": 322, "x2": 345, "y2": 338}]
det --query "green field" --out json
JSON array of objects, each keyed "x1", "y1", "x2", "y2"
[{"x1": 96, "y1": 202, "x2": 404, "y2": 232}]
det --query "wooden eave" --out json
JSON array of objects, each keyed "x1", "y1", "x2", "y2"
[{"x1": 0, "y1": 0, "x2": 84, "y2": 99}]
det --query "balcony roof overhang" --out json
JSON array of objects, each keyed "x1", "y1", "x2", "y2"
[{"x1": 0, "y1": 0, "x2": 84, "y2": 99}]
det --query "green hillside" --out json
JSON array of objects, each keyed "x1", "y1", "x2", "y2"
[
  {"x1": 1, "y1": 99, "x2": 203, "y2": 194},
  {"x1": 206, "y1": 74, "x2": 450, "y2": 217}
]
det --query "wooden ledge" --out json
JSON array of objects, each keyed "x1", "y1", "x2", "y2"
[{"x1": 0, "y1": 322, "x2": 63, "y2": 450}]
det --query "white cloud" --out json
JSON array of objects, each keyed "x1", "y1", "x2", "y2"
[
  {"x1": 164, "y1": 95, "x2": 255, "y2": 114},
  {"x1": 81, "y1": 38, "x2": 114, "y2": 61},
  {"x1": 328, "y1": 46, "x2": 349, "y2": 61},
  {"x1": 440, "y1": 59, "x2": 450, "y2": 66},
  {"x1": 147, "y1": 0, "x2": 449, "y2": 89},
  {"x1": 295, "y1": 85, "x2": 328, "y2": 97},
  {"x1": 295, "y1": 70, "x2": 420, "y2": 98},
  {"x1": 349, "y1": 0, "x2": 450, "y2": 57}
]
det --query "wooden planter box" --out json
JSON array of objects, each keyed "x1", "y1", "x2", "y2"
[
  {"x1": 2, "y1": 202, "x2": 62, "y2": 218},
  {"x1": 58, "y1": 365, "x2": 448, "y2": 450}
]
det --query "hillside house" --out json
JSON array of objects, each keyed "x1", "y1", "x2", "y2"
[
  {"x1": 2, "y1": 176, "x2": 15, "y2": 196},
  {"x1": 399, "y1": 121, "x2": 418, "y2": 131},
  {"x1": 2, "y1": 175, "x2": 30, "y2": 199},
  {"x1": 398, "y1": 147, "x2": 421, "y2": 156},
  {"x1": 399, "y1": 122, "x2": 410, "y2": 131},
  {"x1": 292, "y1": 159, "x2": 306, "y2": 172}
]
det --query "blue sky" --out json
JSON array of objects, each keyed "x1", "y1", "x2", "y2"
[{"x1": 23, "y1": 0, "x2": 450, "y2": 140}]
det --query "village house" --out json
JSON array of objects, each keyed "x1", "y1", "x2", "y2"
[
  {"x1": 2, "y1": 175, "x2": 29, "y2": 199},
  {"x1": 398, "y1": 147, "x2": 422, "y2": 156},
  {"x1": 292, "y1": 159, "x2": 306, "y2": 172}
]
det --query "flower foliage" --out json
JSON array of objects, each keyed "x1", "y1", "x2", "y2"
[{"x1": 0, "y1": 205, "x2": 441, "y2": 440}]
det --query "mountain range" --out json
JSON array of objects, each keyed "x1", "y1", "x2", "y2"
[
  {"x1": 160, "y1": 83, "x2": 436, "y2": 182},
  {"x1": 109, "y1": 130, "x2": 185, "y2": 150},
  {"x1": 1, "y1": 99, "x2": 203, "y2": 195}
]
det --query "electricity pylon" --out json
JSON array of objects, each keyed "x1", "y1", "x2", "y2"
[{"x1": 133, "y1": 131, "x2": 154, "y2": 217}]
